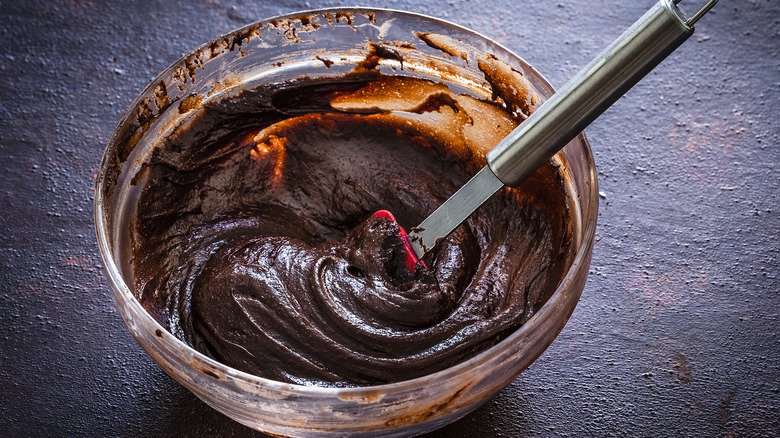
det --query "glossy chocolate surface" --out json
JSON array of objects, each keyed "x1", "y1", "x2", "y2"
[{"x1": 133, "y1": 74, "x2": 572, "y2": 385}]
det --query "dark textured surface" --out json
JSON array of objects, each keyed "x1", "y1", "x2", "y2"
[{"x1": 1, "y1": 0, "x2": 777, "y2": 436}]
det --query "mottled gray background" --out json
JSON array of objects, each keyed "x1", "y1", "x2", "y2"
[{"x1": 1, "y1": 0, "x2": 777, "y2": 436}]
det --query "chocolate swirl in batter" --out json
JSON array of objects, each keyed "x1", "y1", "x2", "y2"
[{"x1": 133, "y1": 73, "x2": 572, "y2": 386}]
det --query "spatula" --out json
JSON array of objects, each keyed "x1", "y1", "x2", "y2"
[{"x1": 399, "y1": 0, "x2": 718, "y2": 262}]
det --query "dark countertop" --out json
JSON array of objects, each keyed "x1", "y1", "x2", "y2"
[{"x1": 1, "y1": 0, "x2": 777, "y2": 436}]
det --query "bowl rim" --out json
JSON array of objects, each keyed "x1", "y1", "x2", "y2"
[{"x1": 94, "y1": 5, "x2": 598, "y2": 398}]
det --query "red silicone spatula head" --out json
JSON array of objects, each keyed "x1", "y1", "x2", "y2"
[{"x1": 371, "y1": 210, "x2": 427, "y2": 273}]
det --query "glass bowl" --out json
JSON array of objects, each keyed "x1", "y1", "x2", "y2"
[{"x1": 94, "y1": 8, "x2": 597, "y2": 437}]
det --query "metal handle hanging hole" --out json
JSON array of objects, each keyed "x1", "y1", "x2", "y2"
[{"x1": 673, "y1": 0, "x2": 719, "y2": 26}]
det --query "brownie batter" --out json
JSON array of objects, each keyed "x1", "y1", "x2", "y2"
[{"x1": 132, "y1": 71, "x2": 572, "y2": 386}]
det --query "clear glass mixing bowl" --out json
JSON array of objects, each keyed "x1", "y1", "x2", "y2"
[{"x1": 95, "y1": 8, "x2": 598, "y2": 437}]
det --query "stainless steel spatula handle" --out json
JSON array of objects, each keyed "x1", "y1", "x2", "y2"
[
  {"x1": 408, "y1": 0, "x2": 717, "y2": 259},
  {"x1": 486, "y1": 0, "x2": 714, "y2": 187}
]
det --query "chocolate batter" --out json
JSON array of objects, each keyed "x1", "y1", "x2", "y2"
[{"x1": 132, "y1": 71, "x2": 572, "y2": 386}]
